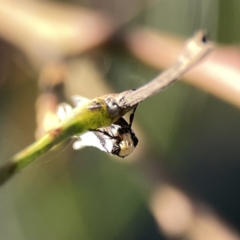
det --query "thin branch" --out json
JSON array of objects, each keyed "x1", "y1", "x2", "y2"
[
  {"x1": 117, "y1": 31, "x2": 214, "y2": 108},
  {"x1": 0, "y1": 31, "x2": 213, "y2": 186},
  {"x1": 127, "y1": 28, "x2": 240, "y2": 108}
]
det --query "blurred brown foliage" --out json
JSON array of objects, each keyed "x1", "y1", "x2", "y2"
[{"x1": 1, "y1": 1, "x2": 240, "y2": 240}]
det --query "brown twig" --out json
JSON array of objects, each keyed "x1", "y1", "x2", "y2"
[
  {"x1": 108, "y1": 31, "x2": 213, "y2": 110},
  {"x1": 126, "y1": 28, "x2": 240, "y2": 108}
]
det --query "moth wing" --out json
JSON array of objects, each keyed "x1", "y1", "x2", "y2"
[{"x1": 73, "y1": 131, "x2": 108, "y2": 152}]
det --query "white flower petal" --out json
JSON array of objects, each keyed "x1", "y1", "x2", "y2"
[
  {"x1": 71, "y1": 95, "x2": 90, "y2": 107},
  {"x1": 57, "y1": 103, "x2": 73, "y2": 121}
]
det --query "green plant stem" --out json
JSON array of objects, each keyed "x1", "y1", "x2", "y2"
[{"x1": 0, "y1": 98, "x2": 114, "y2": 185}]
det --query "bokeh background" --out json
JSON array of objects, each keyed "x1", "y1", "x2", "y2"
[{"x1": 1, "y1": 0, "x2": 240, "y2": 239}]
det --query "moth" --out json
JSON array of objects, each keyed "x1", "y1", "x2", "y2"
[{"x1": 57, "y1": 95, "x2": 138, "y2": 158}]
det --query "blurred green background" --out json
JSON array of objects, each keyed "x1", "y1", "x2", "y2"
[{"x1": 1, "y1": 0, "x2": 240, "y2": 239}]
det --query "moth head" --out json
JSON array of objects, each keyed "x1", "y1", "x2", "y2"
[{"x1": 111, "y1": 130, "x2": 138, "y2": 158}]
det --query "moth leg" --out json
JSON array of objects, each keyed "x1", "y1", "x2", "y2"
[
  {"x1": 89, "y1": 129, "x2": 113, "y2": 138},
  {"x1": 129, "y1": 104, "x2": 138, "y2": 128}
]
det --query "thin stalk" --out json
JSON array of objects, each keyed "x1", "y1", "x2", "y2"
[
  {"x1": 0, "y1": 98, "x2": 113, "y2": 185},
  {"x1": 118, "y1": 31, "x2": 213, "y2": 108}
]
